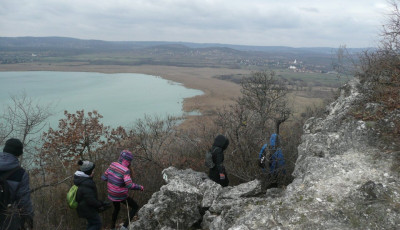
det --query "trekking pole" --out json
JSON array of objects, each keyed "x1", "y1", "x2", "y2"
[{"x1": 126, "y1": 199, "x2": 131, "y2": 227}]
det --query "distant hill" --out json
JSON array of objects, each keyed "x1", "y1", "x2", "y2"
[
  {"x1": 0, "y1": 36, "x2": 367, "y2": 72},
  {"x1": 0, "y1": 36, "x2": 367, "y2": 54}
]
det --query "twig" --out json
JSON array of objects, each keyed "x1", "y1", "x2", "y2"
[
  {"x1": 55, "y1": 215, "x2": 64, "y2": 230},
  {"x1": 30, "y1": 175, "x2": 73, "y2": 193}
]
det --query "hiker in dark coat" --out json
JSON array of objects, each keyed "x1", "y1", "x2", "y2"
[
  {"x1": 0, "y1": 138, "x2": 34, "y2": 230},
  {"x1": 74, "y1": 160, "x2": 109, "y2": 230},
  {"x1": 208, "y1": 134, "x2": 230, "y2": 187}
]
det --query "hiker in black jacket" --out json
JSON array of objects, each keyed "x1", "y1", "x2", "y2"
[
  {"x1": 74, "y1": 160, "x2": 110, "y2": 230},
  {"x1": 0, "y1": 138, "x2": 34, "y2": 230},
  {"x1": 208, "y1": 134, "x2": 230, "y2": 187}
]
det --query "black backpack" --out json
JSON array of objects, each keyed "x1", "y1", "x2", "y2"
[
  {"x1": 205, "y1": 150, "x2": 215, "y2": 168},
  {"x1": 205, "y1": 147, "x2": 220, "y2": 169},
  {"x1": 0, "y1": 167, "x2": 21, "y2": 212}
]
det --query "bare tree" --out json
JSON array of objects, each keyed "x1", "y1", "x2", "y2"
[
  {"x1": 131, "y1": 115, "x2": 181, "y2": 168},
  {"x1": 0, "y1": 92, "x2": 53, "y2": 165},
  {"x1": 355, "y1": 0, "x2": 400, "y2": 107},
  {"x1": 351, "y1": 0, "x2": 400, "y2": 151},
  {"x1": 238, "y1": 71, "x2": 291, "y2": 134},
  {"x1": 381, "y1": 0, "x2": 400, "y2": 52},
  {"x1": 332, "y1": 44, "x2": 358, "y2": 81}
]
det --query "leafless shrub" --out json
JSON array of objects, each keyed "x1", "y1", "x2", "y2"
[
  {"x1": 0, "y1": 92, "x2": 53, "y2": 165},
  {"x1": 351, "y1": 1, "x2": 400, "y2": 153},
  {"x1": 238, "y1": 71, "x2": 291, "y2": 132}
]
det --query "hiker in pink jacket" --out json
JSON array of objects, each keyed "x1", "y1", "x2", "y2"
[{"x1": 101, "y1": 150, "x2": 144, "y2": 230}]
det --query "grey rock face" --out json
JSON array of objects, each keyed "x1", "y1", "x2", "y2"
[
  {"x1": 130, "y1": 168, "x2": 206, "y2": 230},
  {"x1": 219, "y1": 179, "x2": 262, "y2": 199},
  {"x1": 131, "y1": 179, "x2": 203, "y2": 230},
  {"x1": 200, "y1": 179, "x2": 222, "y2": 208},
  {"x1": 130, "y1": 167, "x2": 264, "y2": 230},
  {"x1": 129, "y1": 79, "x2": 400, "y2": 230}
]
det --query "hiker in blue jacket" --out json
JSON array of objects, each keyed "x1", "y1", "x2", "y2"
[
  {"x1": 0, "y1": 138, "x2": 34, "y2": 230},
  {"x1": 259, "y1": 133, "x2": 286, "y2": 188}
]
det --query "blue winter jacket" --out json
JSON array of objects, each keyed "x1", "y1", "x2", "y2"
[
  {"x1": 0, "y1": 152, "x2": 34, "y2": 220},
  {"x1": 269, "y1": 148, "x2": 285, "y2": 174},
  {"x1": 259, "y1": 145, "x2": 285, "y2": 174}
]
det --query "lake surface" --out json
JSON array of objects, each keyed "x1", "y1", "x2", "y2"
[{"x1": 0, "y1": 71, "x2": 203, "y2": 128}]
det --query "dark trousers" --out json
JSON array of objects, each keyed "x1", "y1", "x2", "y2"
[
  {"x1": 111, "y1": 197, "x2": 139, "y2": 228},
  {"x1": 86, "y1": 213, "x2": 102, "y2": 230},
  {"x1": 208, "y1": 168, "x2": 229, "y2": 187}
]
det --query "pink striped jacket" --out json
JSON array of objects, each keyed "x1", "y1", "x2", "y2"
[{"x1": 101, "y1": 151, "x2": 142, "y2": 201}]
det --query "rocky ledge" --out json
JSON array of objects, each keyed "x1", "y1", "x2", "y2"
[{"x1": 130, "y1": 79, "x2": 400, "y2": 230}]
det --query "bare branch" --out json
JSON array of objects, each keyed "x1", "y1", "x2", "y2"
[{"x1": 30, "y1": 175, "x2": 73, "y2": 194}]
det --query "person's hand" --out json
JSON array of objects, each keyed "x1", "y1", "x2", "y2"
[
  {"x1": 98, "y1": 201, "x2": 112, "y2": 213},
  {"x1": 98, "y1": 206, "x2": 106, "y2": 212},
  {"x1": 103, "y1": 200, "x2": 112, "y2": 207},
  {"x1": 259, "y1": 156, "x2": 265, "y2": 168},
  {"x1": 219, "y1": 173, "x2": 225, "y2": 180},
  {"x1": 140, "y1": 185, "x2": 144, "y2": 191}
]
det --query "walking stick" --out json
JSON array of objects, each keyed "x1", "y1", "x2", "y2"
[{"x1": 126, "y1": 199, "x2": 131, "y2": 227}]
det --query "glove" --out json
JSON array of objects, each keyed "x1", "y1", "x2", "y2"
[
  {"x1": 103, "y1": 200, "x2": 112, "y2": 207},
  {"x1": 98, "y1": 201, "x2": 112, "y2": 213},
  {"x1": 219, "y1": 173, "x2": 225, "y2": 180},
  {"x1": 140, "y1": 185, "x2": 144, "y2": 191},
  {"x1": 98, "y1": 206, "x2": 106, "y2": 212},
  {"x1": 259, "y1": 156, "x2": 266, "y2": 168}
]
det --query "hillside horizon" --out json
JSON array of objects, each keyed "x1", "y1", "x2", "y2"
[
  {"x1": 0, "y1": 36, "x2": 369, "y2": 53},
  {"x1": 0, "y1": 36, "x2": 365, "y2": 72}
]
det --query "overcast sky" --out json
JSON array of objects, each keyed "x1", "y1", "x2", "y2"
[{"x1": 0, "y1": 0, "x2": 392, "y2": 48}]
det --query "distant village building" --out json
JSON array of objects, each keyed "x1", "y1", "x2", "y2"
[{"x1": 289, "y1": 65, "x2": 297, "y2": 70}]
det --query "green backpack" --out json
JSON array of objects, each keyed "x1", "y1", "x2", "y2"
[{"x1": 66, "y1": 185, "x2": 78, "y2": 209}]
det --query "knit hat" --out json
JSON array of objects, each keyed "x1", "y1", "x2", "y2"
[
  {"x1": 119, "y1": 150, "x2": 133, "y2": 161},
  {"x1": 78, "y1": 160, "x2": 95, "y2": 175},
  {"x1": 3, "y1": 138, "x2": 23, "y2": 157}
]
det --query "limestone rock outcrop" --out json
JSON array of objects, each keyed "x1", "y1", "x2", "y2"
[{"x1": 129, "y1": 79, "x2": 400, "y2": 229}]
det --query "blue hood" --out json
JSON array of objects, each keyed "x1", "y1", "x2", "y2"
[
  {"x1": 0, "y1": 152, "x2": 20, "y2": 170},
  {"x1": 269, "y1": 133, "x2": 280, "y2": 148}
]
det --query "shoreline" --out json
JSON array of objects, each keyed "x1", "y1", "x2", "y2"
[{"x1": 0, "y1": 63, "x2": 251, "y2": 128}]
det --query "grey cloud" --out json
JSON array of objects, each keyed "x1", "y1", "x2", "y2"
[
  {"x1": 299, "y1": 7, "x2": 319, "y2": 13},
  {"x1": 0, "y1": 0, "x2": 389, "y2": 47}
]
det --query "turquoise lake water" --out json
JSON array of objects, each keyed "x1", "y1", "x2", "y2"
[{"x1": 0, "y1": 71, "x2": 203, "y2": 128}]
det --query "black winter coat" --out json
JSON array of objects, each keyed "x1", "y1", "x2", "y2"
[
  {"x1": 73, "y1": 172, "x2": 103, "y2": 219},
  {"x1": 208, "y1": 135, "x2": 229, "y2": 187},
  {"x1": 0, "y1": 152, "x2": 33, "y2": 229}
]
